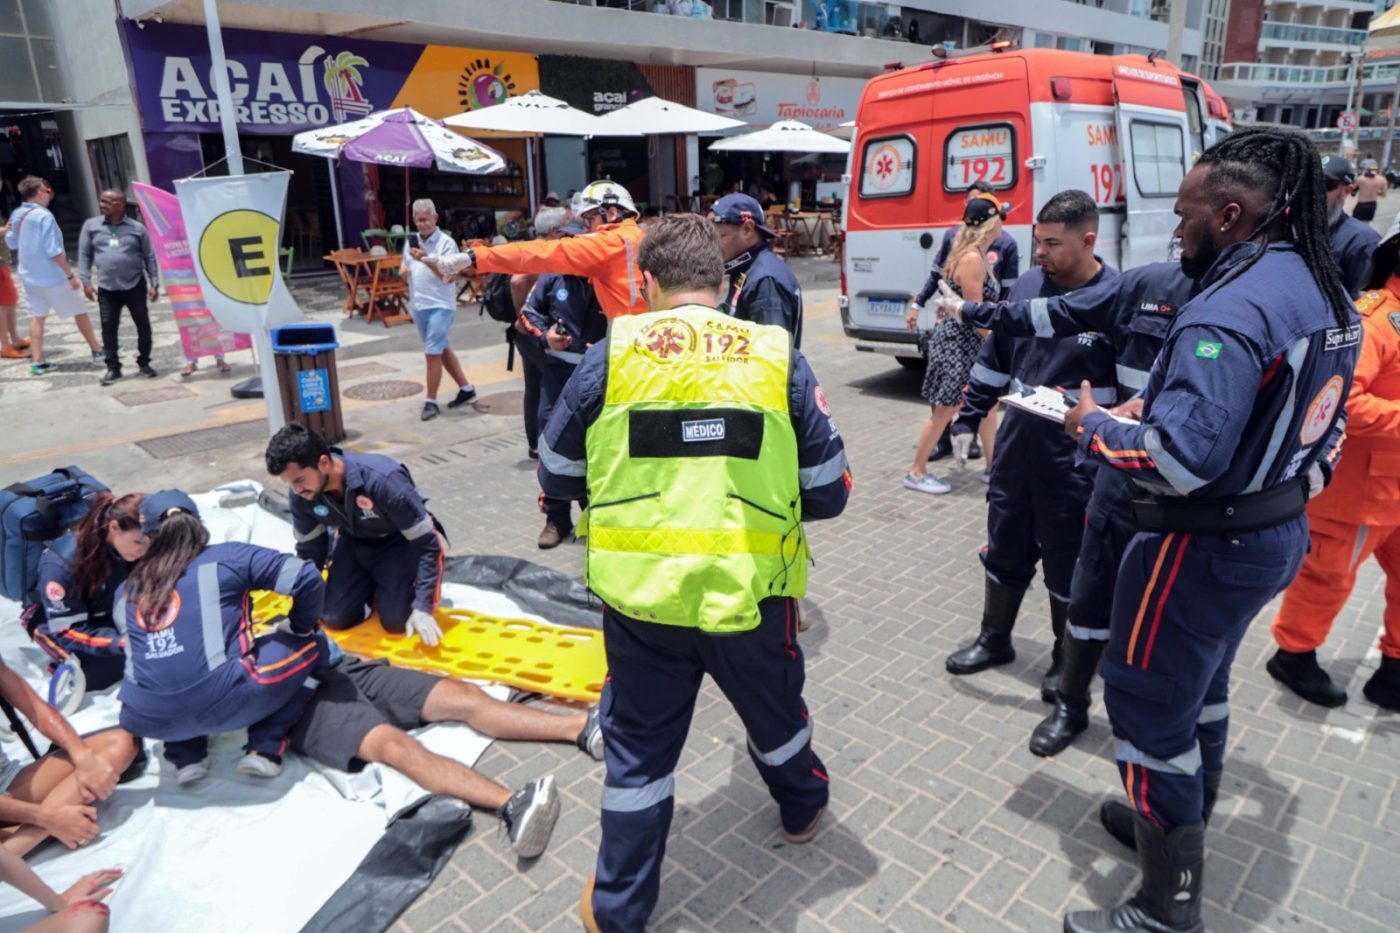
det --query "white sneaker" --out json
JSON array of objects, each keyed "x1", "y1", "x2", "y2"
[
  {"x1": 979, "y1": 470, "x2": 992, "y2": 484},
  {"x1": 903, "y1": 472, "x2": 951, "y2": 495},
  {"x1": 235, "y1": 752, "x2": 284, "y2": 778},
  {"x1": 175, "y1": 758, "x2": 210, "y2": 786}
]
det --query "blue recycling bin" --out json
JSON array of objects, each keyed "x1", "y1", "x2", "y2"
[{"x1": 271, "y1": 323, "x2": 344, "y2": 442}]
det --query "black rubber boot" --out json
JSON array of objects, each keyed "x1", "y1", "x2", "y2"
[
  {"x1": 1029, "y1": 636, "x2": 1105, "y2": 758},
  {"x1": 1363, "y1": 655, "x2": 1400, "y2": 711},
  {"x1": 1101, "y1": 771, "x2": 1221, "y2": 851},
  {"x1": 1266, "y1": 647, "x2": 1347, "y2": 707},
  {"x1": 1065, "y1": 815, "x2": 1205, "y2": 932},
  {"x1": 946, "y1": 578, "x2": 1022, "y2": 674},
  {"x1": 1040, "y1": 597, "x2": 1069, "y2": 703}
]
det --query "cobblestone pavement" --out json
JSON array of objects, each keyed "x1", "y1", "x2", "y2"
[
  {"x1": 2, "y1": 247, "x2": 1394, "y2": 932},
  {"x1": 391, "y1": 304, "x2": 1398, "y2": 933}
]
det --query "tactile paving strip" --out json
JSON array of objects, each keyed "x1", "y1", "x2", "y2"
[{"x1": 250, "y1": 590, "x2": 606, "y2": 702}]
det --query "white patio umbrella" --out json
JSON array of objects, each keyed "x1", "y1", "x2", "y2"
[
  {"x1": 292, "y1": 106, "x2": 506, "y2": 234},
  {"x1": 710, "y1": 120, "x2": 852, "y2": 154},
  {"x1": 1371, "y1": 4, "x2": 1400, "y2": 52},
  {"x1": 443, "y1": 89, "x2": 619, "y2": 136},
  {"x1": 827, "y1": 121, "x2": 856, "y2": 140},
  {"x1": 595, "y1": 95, "x2": 747, "y2": 135}
]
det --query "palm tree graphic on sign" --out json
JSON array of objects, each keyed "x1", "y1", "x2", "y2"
[{"x1": 323, "y1": 51, "x2": 372, "y2": 122}]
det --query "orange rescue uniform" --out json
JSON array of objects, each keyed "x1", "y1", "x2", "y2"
[
  {"x1": 472, "y1": 218, "x2": 646, "y2": 318},
  {"x1": 1272, "y1": 278, "x2": 1400, "y2": 659}
]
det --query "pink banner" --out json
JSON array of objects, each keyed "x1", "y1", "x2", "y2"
[{"x1": 132, "y1": 182, "x2": 252, "y2": 360}]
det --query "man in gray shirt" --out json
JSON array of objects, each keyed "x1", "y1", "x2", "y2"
[{"x1": 78, "y1": 189, "x2": 159, "y2": 385}]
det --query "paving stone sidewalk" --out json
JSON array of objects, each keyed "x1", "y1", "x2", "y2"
[{"x1": 393, "y1": 309, "x2": 1399, "y2": 933}]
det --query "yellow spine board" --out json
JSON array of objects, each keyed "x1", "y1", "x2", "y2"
[{"x1": 248, "y1": 591, "x2": 606, "y2": 703}]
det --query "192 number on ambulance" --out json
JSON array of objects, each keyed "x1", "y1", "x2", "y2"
[{"x1": 1091, "y1": 163, "x2": 1126, "y2": 205}]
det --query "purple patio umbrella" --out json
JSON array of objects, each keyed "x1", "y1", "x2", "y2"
[{"x1": 293, "y1": 107, "x2": 507, "y2": 228}]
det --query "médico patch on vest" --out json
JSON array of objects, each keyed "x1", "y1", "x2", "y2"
[{"x1": 682, "y1": 418, "x2": 726, "y2": 443}]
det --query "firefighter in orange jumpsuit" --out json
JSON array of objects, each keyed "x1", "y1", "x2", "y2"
[
  {"x1": 415, "y1": 182, "x2": 647, "y2": 318},
  {"x1": 1268, "y1": 221, "x2": 1400, "y2": 712}
]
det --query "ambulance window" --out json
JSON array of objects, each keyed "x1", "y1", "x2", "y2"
[
  {"x1": 944, "y1": 123, "x2": 1016, "y2": 193},
  {"x1": 1180, "y1": 87, "x2": 1206, "y2": 162},
  {"x1": 859, "y1": 135, "x2": 916, "y2": 199},
  {"x1": 1128, "y1": 121, "x2": 1185, "y2": 197}
]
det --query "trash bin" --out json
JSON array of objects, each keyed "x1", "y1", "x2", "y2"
[{"x1": 270, "y1": 323, "x2": 345, "y2": 443}]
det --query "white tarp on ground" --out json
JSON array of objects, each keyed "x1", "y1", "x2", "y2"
[{"x1": 0, "y1": 482, "x2": 527, "y2": 933}]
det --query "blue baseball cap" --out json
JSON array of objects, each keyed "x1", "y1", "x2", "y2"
[
  {"x1": 710, "y1": 193, "x2": 778, "y2": 237},
  {"x1": 139, "y1": 489, "x2": 200, "y2": 534}
]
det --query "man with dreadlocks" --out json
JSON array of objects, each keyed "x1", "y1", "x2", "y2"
[{"x1": 1060, "y1": 128, "x2": 1359, "y2": 933}]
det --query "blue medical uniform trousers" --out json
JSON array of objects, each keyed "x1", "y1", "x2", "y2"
[
  {"x1": 1101, "y1": 516, "x2": 1306, "y2": 828},
  {"x1": 592, "y1": 597, "x2": 828, "y2": 932}
]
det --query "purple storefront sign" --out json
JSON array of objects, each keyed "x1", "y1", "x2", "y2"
[
  {"x1": 123, "y1": 20, "x2": 431, "y2": 243},
  {"x1": 124, "y1": 21, "x2": 424, "y2": 136}
]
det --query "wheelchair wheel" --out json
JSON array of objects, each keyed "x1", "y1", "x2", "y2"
[{"x1": 47, "y1": 659, "x2": 87, "y2": 718}]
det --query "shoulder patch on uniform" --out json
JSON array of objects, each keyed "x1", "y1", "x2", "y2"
[
  {"x1": 1390, "y1": 311, "x2": 1400, "y2": 337},
  {"x1": 1194, "y1": 340, "x2": 1222, "y2": 359},
  {"x1": 312, "y1": 504, "x2": 330, "y2": 517},
  {"x1": 1354, "y1": 291, "x2": 1385, "y2": 314},
  {"x1": 1300, "y1": 375, "x2": 1345, "y2": 445},
  {"x1": 814, "y1": 385, "x2": 831, "y2": 416},
  {"x1": 45, "y1": 581, "x2": 65, "y2": 603}
]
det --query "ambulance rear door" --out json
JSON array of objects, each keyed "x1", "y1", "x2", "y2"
[{"x1": 1112, "y1": 61, "x2": 1191, "y2": 269}]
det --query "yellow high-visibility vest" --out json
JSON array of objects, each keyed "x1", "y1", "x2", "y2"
[{"x1": 584, "y1": 304, "x2": 807, "y2": 632}]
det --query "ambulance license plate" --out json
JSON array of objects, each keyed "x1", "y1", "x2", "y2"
[{"x1": 867, "y1": 298, "x2": 905, "y2": 316}]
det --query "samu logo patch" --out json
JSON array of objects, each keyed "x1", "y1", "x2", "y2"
[{"x1": 682, "y1": 418, "x2": 726, "y2": 442}]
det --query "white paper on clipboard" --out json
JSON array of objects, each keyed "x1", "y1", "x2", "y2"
[{"x1": 999, "y1": 385, "x2": 1138, "y2": 425}]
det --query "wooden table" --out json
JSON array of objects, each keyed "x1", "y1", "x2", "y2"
[
  {"x1": 326, "y1": 250, "x2": 411, "y2": 325},
  {"x1": 776, "y1": 212, "x2": 832, "y2": 257}
]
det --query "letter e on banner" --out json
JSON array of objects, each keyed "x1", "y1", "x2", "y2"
[{"x1": 199, "y1": 210, "x2": 280, "y2": 304}]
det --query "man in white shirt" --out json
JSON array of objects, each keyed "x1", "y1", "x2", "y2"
[
  {"x1": 401, "y1": 199, "x2": 477, "y2": 421},
  {"x1": 2, "y1": 177, "x2": 103, "y2": 376}
]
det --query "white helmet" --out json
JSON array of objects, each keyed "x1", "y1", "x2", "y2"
[{"x1": 574, "y1": 180, "x2": 637, "y2": 219}]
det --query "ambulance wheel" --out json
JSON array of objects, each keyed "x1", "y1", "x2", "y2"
[
  {"x1": 897, "y1": 356, "x2": 924, "y2": 372},
  {"x1": 47, "y1": 660, "x2": 87, "y2": 717}
]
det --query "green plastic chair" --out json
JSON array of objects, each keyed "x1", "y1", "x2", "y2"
[
  {"x1": 279, "y1": 246, "x2": 294, "y2": 281},
  {"x1": 360, "y1": 228, "x2": 390, "y2": 251}
]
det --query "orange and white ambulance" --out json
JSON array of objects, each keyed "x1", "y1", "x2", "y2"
[{"x1": 840, "y1": 45, "x2": 1230, "y2": 363}]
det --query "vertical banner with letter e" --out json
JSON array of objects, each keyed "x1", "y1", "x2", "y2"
[
  {"x1": 131, "y1": 182, "x2": 253, "y2": 361},
  {"x1": 176, "y1": 172, "x2": 307, "y2": 432},
  {"x1": 175, "y1": 172, "x2": 304, "y2": 333}
]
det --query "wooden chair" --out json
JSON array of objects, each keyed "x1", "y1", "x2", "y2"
[
  {"x1": 365, "y1": 255, "x2": 411, "y2": 326},
  {"x1": 327, "y1": 248, "x2": 370, "y2": 316},
  {"x1": 457, "y1": 238, "x2": 489, "y2": 305}
]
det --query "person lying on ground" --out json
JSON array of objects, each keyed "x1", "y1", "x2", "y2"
[{"x1": 285, "y1": 653, "x2": 603, "y2": 858}]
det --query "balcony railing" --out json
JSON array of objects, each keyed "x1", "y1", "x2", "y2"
[
  {"x1": 1259, "y1": 21, "x2": 1365, "y2": 47},
  {"x1": 1217, "y1": 60, "x2": 1400, "y2": 85}
]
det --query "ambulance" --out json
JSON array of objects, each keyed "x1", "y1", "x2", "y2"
[{"x1": 840, "y1": 44, "x2": 1231, "y2": 364}]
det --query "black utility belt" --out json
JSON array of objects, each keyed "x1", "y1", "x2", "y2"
[{"x1": 1130, "y1": 477, "x2": 1308, "y2": 535}]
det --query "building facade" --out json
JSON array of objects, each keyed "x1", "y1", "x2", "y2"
[{"x1": 7, "y1": 0, "x2": 1180, "y2": 251}]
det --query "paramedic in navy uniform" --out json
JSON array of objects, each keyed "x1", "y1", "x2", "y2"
[
  {"x1": 1061, "y1": 128, "x2": 1359, "y2": 933},
  {"x1": 937, "y1": 257, "x2": 1199, "y2": 757},
  {"x1": 1321, "y1": 155, "x2": 1380, "y2": 297},
  {"x1": 709, "y1": 193, "x2": 804, "y2": 344},
  {"x1": 266, "y1": 424, "x2": 445, "y2": 646}
]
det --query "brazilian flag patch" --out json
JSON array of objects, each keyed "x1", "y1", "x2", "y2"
[{"x1": 1195, "y1": 340, "x2": 1222, "y2": 359}]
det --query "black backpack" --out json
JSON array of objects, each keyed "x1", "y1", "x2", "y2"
[{"x1": 481, "y1": 272, "x2": 518, "y2": 323}]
